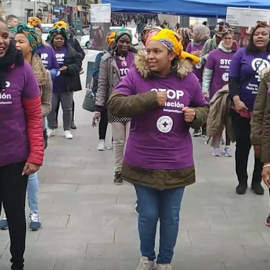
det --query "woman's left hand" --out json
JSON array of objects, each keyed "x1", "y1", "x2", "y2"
[
  {"x1": 262, "y1": 165, "x2": 270, "y2": 188},
  {"x1": 22, "y1": 162, "x2": 40, "y2": 176},
  {"x1": 59, "y1": 66, "x2": 68, "y2": 72},
  {"x1": 182, "y1": 107, "x2": 196, "y2": 123}
]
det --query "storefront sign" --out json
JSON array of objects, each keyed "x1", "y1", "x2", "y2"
[
  {"x1": 90, "y1": 4, "x2": 111, "y2": 23},
  {"x1": 226, "y1": 7, "x2": 270, "y2": 27}
]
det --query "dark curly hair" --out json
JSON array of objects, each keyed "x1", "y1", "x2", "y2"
[{"x1": 246, "y1": 23, "x2": 270, "y2": 54}]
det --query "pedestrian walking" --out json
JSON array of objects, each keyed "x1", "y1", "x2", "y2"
[
  {"x1": 14, "y1": 24, "x2": 52, "y2": 230},
  {"x1": 229, "y1": 21, "x2": 270, "y2": 195},
  {"x1": 46, "y1": 26, "x2": 82, "y2": 139},
  {"x1": 28, "y1": 17, "x2": 59, "y2": 81},
  {"x1": 52, "y1": 21, "x2": 84, "y2": 130},
  {"x1": 0, "y1": 18, "x2": 44, "y2": 270},
  {"x1": 186, "y1": 24, "x2": 210, "y2": 137},
  {"x1": 92, "y1": 31, "x2": 116, "y2": 151},
  {"x1": 67, "y1": 24, "x2": 85, "y2": 130},
  {"x1": 201, "y1": 22, "x2": 230, "y2": 59},
  {"x1": 93, "y1": 28, "x2": 135, "y2": 185},
  {"x1": 202, "y1": 28, "x2": 237, "y2": 157},
  {"x1": 108, "y1": 29, "x2": 209, "y2": 270}
]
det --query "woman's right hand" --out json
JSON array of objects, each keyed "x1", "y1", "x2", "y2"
[
  {"x1": 262, "y1": 163, "x2": 270, "y2": 188},
  {"x1": 92, "y1": 112, "x2": 101, "y2": 127},
  {"x1": 203, "y1": 92, "x2": 209, "y2": 99},
  {"x1": 157, "y1": 92, "x2": 167, "y2": 106},
  {"x1": 191, "y1": 50, "x2": 202, "y2": 57},
  {"x1": 234, "y1": 99, "x2": 248, "y2": 113}
]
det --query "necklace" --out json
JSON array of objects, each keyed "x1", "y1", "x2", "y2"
[{"x1": 119, "y1": 55, "x2": 127, "y2": 67}]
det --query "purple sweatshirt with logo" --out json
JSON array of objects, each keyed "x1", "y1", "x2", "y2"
[
  {"x1": 186, "y1": 41, "x2": 206, "y2": 83},
  {"x1": 114, "y1": 68, "x2": 208, "y2": 170},
  {"x1": 206, "y1": 48, "x2": 235, "y2": 97},
  {"x1": 229, "y1": 47, "x2": 270, "y2": 111},
  {"x1": 0, "y1": 62, "x2": 40, "y2": 166},
  {"x1": 115, "y1": 51, "x2": 134, "y2": 78},
  {"x1": 36, "y1": 44, "x2": 59, "y2": 80}
]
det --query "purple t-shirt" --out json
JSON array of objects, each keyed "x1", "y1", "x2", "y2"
[
  {"x1": 36, "y1": 44, "x2": 59, "y2": 71},
  {"x1": 229, "y1": 48, "x2": 270, "y2": 111},
  {"x1": 115, "y1": 51, "x2": 134, "y2": 78},
  {"x1": 53, "y1": 46, "x2": 68, "y2": 93},
  {"x1": 206, "y1": 49, "x2": 235, "y2": 98},
  {"x1": 114, "y1": 68, "x2": 208, "y2": 170},
  {"x1": 0, "y1": 62, "x2": 40, "y2": 166},
  {"x1": 186, "y1": 41, "x2": 206, "y2": 83}
]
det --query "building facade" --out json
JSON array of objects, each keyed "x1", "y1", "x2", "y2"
[{"x1": 0, "y1": 0, "x2": 93, "y2": 25}]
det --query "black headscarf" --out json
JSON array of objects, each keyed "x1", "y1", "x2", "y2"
[{"x1": 0, "y1": 40, "x2": 24, "y2": 91}]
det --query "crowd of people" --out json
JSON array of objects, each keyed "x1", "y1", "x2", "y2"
[
  {"x1": 1, "y1": 11, "x2": 270, "y2": 270},
  {"x1": 92, "y1": 19, "x2": 270, "y2": 270}
]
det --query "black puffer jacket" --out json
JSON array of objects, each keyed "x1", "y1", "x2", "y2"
[
  {"x1": 49, "y1": 41, "x2": 82, "y2": 92},
  {"x1": 62, "y1": 43, "x2": 82, "y2": 92}
]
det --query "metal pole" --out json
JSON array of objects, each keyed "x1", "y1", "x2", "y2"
[{"x1": 34, "y1": 0, "x2": 37, "y2": 16}]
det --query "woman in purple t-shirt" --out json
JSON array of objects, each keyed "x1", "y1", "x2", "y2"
[
  {"x1": 202, "y1": 28, "x2": 237, "y2": 157},
  {"x1": 0, "y1": 18, "x2": 44, "y2": 270},
  {"x1": 108, "y1": 29, "x2": 209, "y2": 270},
  {"x1": 229, "y1": 21, "x2": 270, "y2": 195}
]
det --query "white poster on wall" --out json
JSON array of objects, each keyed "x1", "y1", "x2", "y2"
[
  {"x1": 90, "y1": 4, "x2": 111, "y2": 23},
  {"x1": 226, "y1": 7, "x2": 270, "y2": 27}
]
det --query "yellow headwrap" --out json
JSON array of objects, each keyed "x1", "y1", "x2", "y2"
[
  {"x1": 150, "y1": 29, "x2": 200, "y2": 65},
  {"x1": 106, "y1": 31, "x2": 116, "y2": 45},
  {"x1": 28, "y1": 17, "x2": 42, "y2": 29},
  {"x1": 53, "y1": 21, "x2": 67, "y2": 30}
]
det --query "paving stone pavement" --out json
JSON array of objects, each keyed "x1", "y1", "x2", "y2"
[{"x1": 1, "y1": 55, "x2": 270, "y2": 270}]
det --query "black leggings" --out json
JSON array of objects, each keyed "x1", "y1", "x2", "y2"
[
  {"x1": 0, "y1": 162, "x2": 28, "y2": 270},
  {"x1": 99, "y1": 108, "x2": 108, "y2": 140},
  {"x1": 231, "y1": 109, "x2": 262, "y2": 184}
]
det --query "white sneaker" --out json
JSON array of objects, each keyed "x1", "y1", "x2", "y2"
[
  {"x1": 64, "y1": 130, "x2": 73, "y2": 139},
  {"x1": 106, "y1": 143, "x2": 113, "y2": 150},
  {"x1": 97, "y1": 139, "x2": 105, "y2": 151},
  {"x1": 157, "y1": 264, "x2": 172, "y2": 270},
  {"x1": 136, "y1": 257, "x2": 155, "y2": 270},
  {"x1": 47, "y1": 128, "x2": 55, "y2": 138},
  {"x1": 29, "y1": 213, "x2": 41, "y2": 231}
]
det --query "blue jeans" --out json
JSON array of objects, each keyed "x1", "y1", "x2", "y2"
[
  {"x1": 134, "y1": 184, "x2": 185, "y2": 264},
  {"x1": 27, "y1": 173, "x2": 39, "y2": 214}
]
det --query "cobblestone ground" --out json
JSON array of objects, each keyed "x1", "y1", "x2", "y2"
[{"x1": 1, "y1": 54, "x2": 270, "y2": 270}]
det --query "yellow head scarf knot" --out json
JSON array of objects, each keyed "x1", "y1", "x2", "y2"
[
  {"x1": 150, "y1": 29, "x2": 200, "y2": 66},
  {"x1": 106, "y1": 31, "x2": 116, "y2": 45},
  {"x1": 28, "y1": 17, "x2": 42, "y2": 29},
  {"x1": 53, "y1": 21, "x2": 67, "y2": 30}
]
